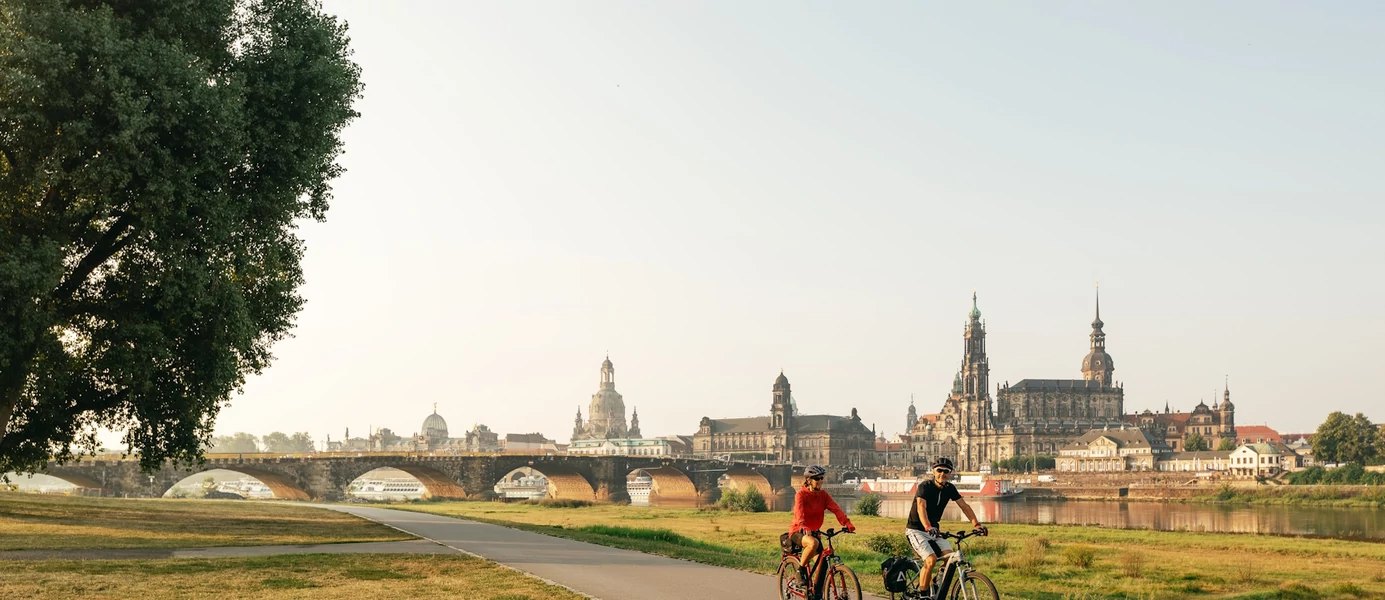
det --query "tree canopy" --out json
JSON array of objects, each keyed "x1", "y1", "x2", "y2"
[
  {"x1": 0, "y1": 0, "x2": 362, "y2": 473},
  {"x1": 1184, "y1": 432, "x2": 1210, "y2": 452},
  {"x1": 1311, "y1": 412, "x2": 1381, "y2": 466}
]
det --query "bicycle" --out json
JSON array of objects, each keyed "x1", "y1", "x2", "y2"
[
  {"x1": 776, "y1": 528, "x2": 862, "y2": 600},
  {"x1": 886, "y1": 529, "x2": 998, "y2": 600}
]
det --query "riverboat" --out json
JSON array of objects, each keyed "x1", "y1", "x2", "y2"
[
  {"x1": 857, "y1": 474, "x2": 1022, "y2": 499},
  {"x1": 627, "y1": 474, "x2": 653, "y2": 505},
  {"x1": 494, "y1": 475, "x2": 549, "y2": 500}
]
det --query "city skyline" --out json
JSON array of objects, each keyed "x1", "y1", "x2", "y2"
[{"x1": 191, "y1": 2, "x2": 1379, "y2": 451}]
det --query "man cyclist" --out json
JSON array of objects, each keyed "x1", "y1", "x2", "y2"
[
  {"x1": 906, "y1": 457, "x2": 985, "y2": 599},
  {"x1": 787, "y1": 465, "x2": 855, "y2": 590}
]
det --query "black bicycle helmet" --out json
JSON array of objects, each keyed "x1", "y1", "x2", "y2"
[
  {"x1": 931, "y1": 457, "x2": 955, "y2": 470},
  {"x1": 804, "y1": 465, "x2": 827, "y2": 479}
]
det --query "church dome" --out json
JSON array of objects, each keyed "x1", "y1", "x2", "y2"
[
  {"x1": 775, "y1": 371, "x2": 789, "y2": 386},
  {"x1": 422, "y1": 411, "x2": 448, "y2": 438}
]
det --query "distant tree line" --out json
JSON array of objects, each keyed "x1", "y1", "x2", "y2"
[
  {"x1": 991, "y1": 455, "x2": 1056, "y2": 473},
  {"x1": 207, "y1": 432, "x2": 314, "y2": 454}
]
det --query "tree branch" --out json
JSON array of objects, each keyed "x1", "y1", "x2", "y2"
[{"x1": 52, "y1": 213, "x2": 138, "y2": 303}]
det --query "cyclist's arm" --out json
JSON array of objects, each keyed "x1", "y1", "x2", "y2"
[
  {"x1": 916, "y1": 497, "x2": 934, "y2": 531},
  {"x1": 954, "y1": 497, "x2": 981, "y2": 529}
]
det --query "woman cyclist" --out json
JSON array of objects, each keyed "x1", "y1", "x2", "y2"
[{"x1": 787, "y1": 465, "x2": 855, "y2": 588}]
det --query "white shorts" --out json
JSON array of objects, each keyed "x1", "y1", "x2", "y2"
[{"x1": 906, "y1": 529, "x2": 953, "y2": 558}]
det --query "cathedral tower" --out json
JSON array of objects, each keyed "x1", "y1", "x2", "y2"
[
  {"x1": 1081, "y1": 287, "x2": 1115, "y2": 386},
  {"x1": 771, "y1": 371, "x2": 792, "y2": 430},
  {"x1": 962, "y1": 293, "x2": 992, "y2": 431}
]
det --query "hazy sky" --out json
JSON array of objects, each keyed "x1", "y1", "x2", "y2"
[{"x1": 197, "y1": 1, "x2": 1382, "y2": 446}]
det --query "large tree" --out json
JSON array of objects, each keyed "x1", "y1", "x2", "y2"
[
  {"x1": 1312, "y1": 412, "x2": 1379, "y2": 465},
  {"x1": 1184, "y1": 432, "x2": 1210, "y2": 452},
  {"x1": 0, "y1": 0, "x2": 362, "y2": 473}
]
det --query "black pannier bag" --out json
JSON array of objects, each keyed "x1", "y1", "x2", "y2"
[
  {"x1": 780, "y1": 532, "x2": 802, "y2": 554},
  {"x1": 881, "y1": 556, "x2": 919, "y2": 593}
]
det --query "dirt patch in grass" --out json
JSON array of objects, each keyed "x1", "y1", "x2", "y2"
[
  {"x1": 0, "y1": 553, "x2": 586, "y2": 599},
  {"x1": 0, "y1": 494, "x2": 409, "y2": 550}
]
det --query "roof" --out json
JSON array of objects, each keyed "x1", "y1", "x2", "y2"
[
  {"x1": 1007, "y1": 379, "x2": 1109, "y2": 392},
  {"x1": 1163, "y1": 451, "x2": 1232, "y2": 461},
  {"x1": 875, "y1": 441, "x2": 906, "y2": 452},
  {"x1": 506, "y1": 433, "x2": 552, "y2": 444},
  {"x1": 1062, "y1": 427, "x2": 1158, "y2": 450},
  {"x1": 1236, "y1": 425, "x2": 1281, "y2": 443},
  {"x1": 1239, "y1": 442, "x2": 1284, "y2": 455},
  {"x1": 707, "y1": 414, "x2": 869, "y2": 435}
]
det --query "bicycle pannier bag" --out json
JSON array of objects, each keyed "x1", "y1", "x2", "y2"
[
  {"x1": 780, "y1": 532, "x2": 802, "y2": 554},
  {"x1": 881, "y1": 556, "x2": 919, "y2": 593}
]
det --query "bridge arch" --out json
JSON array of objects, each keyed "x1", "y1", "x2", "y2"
[
  {"x1": 162, "y1": 467, "x2": 311, "y2": 500},
  {"x1": 627, "y1": 466, "x2": 698, "y2": 508},
  {"x1": 499, "y1": 465, "x2": 595, "y2": 501},
  {"x1": 337, "y1": 464, "x2": 466, "y2": 500}
]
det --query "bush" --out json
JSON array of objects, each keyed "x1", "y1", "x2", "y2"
[
  {"x1": 1332, "y1": 583, "x2": 1369, "y2": 598},
  {"x1": 864, "y1": 533, "x2": 911, "y2": 557},
  {"x1": 1010, "y1": 538, "x2": 1047, "y2": 578},
  {"x1": 716, "y1": 486, "x2": 769, "y2": 512},
  {"x1": 1062, "y1": 545, "x2": 1097, "y2": 569},
  {"x1": 1277, "y1": 582, "x2": 1321, "y2": 600},
  {"x1": 855, "y1": 493, "x2": 882, "y2": 517}
]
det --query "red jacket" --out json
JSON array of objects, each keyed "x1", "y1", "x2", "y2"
[{"x1": 790, "y1": 486, "x2": 853, "y2": 534}]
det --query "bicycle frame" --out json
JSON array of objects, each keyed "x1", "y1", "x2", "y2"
[
  {"x1": 782, "y1": 529, "x2": 851, "y2": 600},
  {"x1": 914, "y1": 531, "x2": 982, "y2": 600}
]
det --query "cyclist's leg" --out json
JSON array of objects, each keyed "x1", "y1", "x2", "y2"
[
  {"x1": 797, "y1": 532, "x2": 819, "y2": 585},
  {"x1": 906, "y1": 530, "x2": 953, "y2": 597}
]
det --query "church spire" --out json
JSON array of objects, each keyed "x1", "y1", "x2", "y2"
[{"x1": 1081, "y1": 284, "x2": 1115, "y2": 386}]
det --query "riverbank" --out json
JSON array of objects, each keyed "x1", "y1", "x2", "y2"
[
  {"x1": 397, "y1": 501, "x2": 1385, "y2": 599},
  {"x1": 1024, "y1": 484, "x2": 1385, "y2": 507}
]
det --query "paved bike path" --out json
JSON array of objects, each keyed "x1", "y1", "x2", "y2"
[{"x1": 315, "y1": 504, "x2": 886, "y2": 600}]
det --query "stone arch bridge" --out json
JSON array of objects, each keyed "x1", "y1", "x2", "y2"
[{"x1": 38, "y1": 454, "x2": 796, "y2": 508}]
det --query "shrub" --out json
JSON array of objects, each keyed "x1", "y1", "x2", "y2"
[
  {"x1": 1062, "y1": 545, "x2": 1097, "y2": 569},
  {"x1": 716, "y1": 486, "x2": 769, "y2": 512},
  {"x1": 855, "y1": 493, "x2": 883, "y2": 517},
  {"x1": 1119, "y1": 552, "x2": 1144, "y2": 578},
  {"x1": 864, "y1": 533, "x2": 911, "y2": 557},
  {"x1": 1033, "y1": 536, "x2": 1052, "y2": 550},
  {"x1": 1234, "y1": 562, "x2": 1255, "y2": 584}
]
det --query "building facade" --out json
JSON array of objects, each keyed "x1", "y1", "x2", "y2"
[
  {"x1": 1055, "y1": 427, "x2": 1165, "y2": 472},
  {"x1": 907, "y1": 292, "x2": 1129, "y2": 472},
  {"x1": 1126, "y1": 389, "x2": 1237, "y2": 451},
  {"x1": 692, "y1": 372, "x2": 875, "y2": 467}
]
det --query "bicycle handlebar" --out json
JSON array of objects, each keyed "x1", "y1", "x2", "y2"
[
  {"x1": 815, "y1": 528, "x2": 855, "y2": 538},
  {"x1": 941, "y1": 529, "x2": 988, "y2": 542}
]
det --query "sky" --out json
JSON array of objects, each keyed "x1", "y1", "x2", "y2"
[{"x1": 195, "y1": 1, "x2": 1383, "y2": 447}]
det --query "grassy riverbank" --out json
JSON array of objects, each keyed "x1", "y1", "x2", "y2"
[
  {"x1": 0, "y1": 494, "x2": 410, "y2": 550},
  {"x1": 0, "y1": 553, "x2": 587, "y2": 600},
  {"x1": 399, "y1": 501, "x2": 1385, "y2": 599},
  {"x1": 1191, "y1": 485, "x2": 1385, "y2": 508}
]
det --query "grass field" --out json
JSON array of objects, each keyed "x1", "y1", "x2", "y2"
[
  {"x1": 399, "y1": 501, "x2": 1385, "y2": 600},
  {"x1": 0, "y1": 553, "x2": 587, "y2": 600},
  {"x1": 0, "y1": 494, "x2": 410, "y2": 550}
]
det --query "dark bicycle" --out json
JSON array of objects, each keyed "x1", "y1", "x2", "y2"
[
  {"x1": 776, "y1": 528, "x2": 862, "y2": 600},
  {"x1": 883, "y1": 530, "x2": 998, "y2": 600}
]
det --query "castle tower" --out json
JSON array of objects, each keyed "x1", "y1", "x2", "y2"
[
  {"x1": 771, "y1": 371, "x2": 792, "y2": 430},
  {"x1": 571, "y1": 407, "x2": 584, "y2": 441},
  {"x1": 906, "y1": 396, "x2": 918, "y2": 433},
  {"x1": 629, "y1": 407, "x2": 642, "y2": 438},
  {"x1": 1081, "y1": 286, "x2": 1116, "y2": 386},
  {"x1": 1219, "y1": 380, "x2": 1236, "y2": 440}
]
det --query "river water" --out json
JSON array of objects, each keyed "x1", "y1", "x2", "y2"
[{"x1": 830, "y1": 496, "x2": 1385, "y2": 541}]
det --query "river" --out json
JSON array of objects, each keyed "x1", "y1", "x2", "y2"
[{"x1": 830, "y1": 495, "x2": 1385, "y2": 541}]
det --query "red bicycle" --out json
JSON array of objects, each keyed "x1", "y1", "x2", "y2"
[{"x1": 776, "y1": 529, "x2": 862, "y2": 600}]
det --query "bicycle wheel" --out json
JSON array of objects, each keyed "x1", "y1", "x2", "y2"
[
  {"x1": 777, "y1": 556, "x2": 802, "y2": 600},
  {"x1": 949, "y1": 571, "x2": 998, "y2": 600},
  {"x1": 824, "y1": 564, "x2": 862, "y2": 600}
]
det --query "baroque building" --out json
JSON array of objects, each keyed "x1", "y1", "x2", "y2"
[
  {"x1": 1126, "y1": 387, "x2": 1236, "y2": 451},
  {"x1": 908, "y1": 291, "x2": 1129, "y2": 471},
  {"x1": 572, "y1": 356, "x2": 637, "y2": 440},
  {"x1": 692, "y1": 372, "x2": 875, "y2": 467}
]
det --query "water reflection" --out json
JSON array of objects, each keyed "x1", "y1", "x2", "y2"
[{"x1": 835, "y1": 496, "x2": 1385, "y2": 541}]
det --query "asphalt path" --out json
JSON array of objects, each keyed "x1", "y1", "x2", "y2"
[{"x1": 315, "y1": 503, "x2": 887, "y2": 600}]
